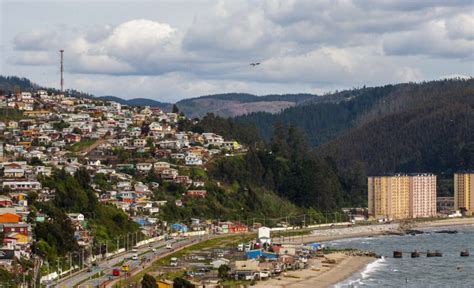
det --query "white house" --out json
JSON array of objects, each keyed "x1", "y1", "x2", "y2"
[
  {"x1": 257, "y1": 227, "x2": 271, "y2": 245},
  {"x1": 136, "y1": 163, "x2": 153, "y2": 172},
  {"x1": 133, "y1": 138, "x2": 146, "y2": 147},
  {"x1": 67, "y1": 213, "x2": 85, "y2": 222},
  {"x1": 185, "y1": 154, "x2": 203, "y2": 166}
]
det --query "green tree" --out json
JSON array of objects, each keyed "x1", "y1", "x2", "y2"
[
  {"x1": 172, "y1": 104, "x2": 179, "y2": 114},
  {"x1": 218, "y1": 264, "x2": 230, "y2": 280},
  {"x1": 173, "y1": 277, "x2": 194, "y2": 288},
  {"x1": 141, "y1": 273, "x2": 158, "y2": 288},
  {"x1": 72, "y1": 127, "x2": 82, "y2": 135}
]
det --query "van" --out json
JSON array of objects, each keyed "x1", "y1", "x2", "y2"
[
  {"x1": 170, "y1": 257, "x2": 178, "y2": 267},
  {"x1": 237, "y1": 243, "x2": 244, "y2": 252}
]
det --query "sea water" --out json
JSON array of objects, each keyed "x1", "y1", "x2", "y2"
[{"x1": 331, "y1": 225, "x2": 474, "y2": 288}]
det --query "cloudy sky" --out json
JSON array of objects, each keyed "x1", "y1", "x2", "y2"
[{"x1": 1, "y1": 0, "x2": 473, "y2": 102}]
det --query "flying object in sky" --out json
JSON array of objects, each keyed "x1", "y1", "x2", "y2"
[{"x1": 250, "y1": 62, "x2": 260, "y2": 66}]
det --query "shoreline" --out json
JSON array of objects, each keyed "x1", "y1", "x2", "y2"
[
  {"x1": 276, "y1": 217, "x2": 474, "y2": 244},
  {"x1": 255, "y1": 253, "x2": 374, "y2": 288},
  {"x1": 263, "y1": 217, "x2": 474, "y2": 287}
]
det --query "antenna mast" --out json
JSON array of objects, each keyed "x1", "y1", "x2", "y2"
[{"x1": 60, "y1": 49, "x2": 64, "y2": 93}]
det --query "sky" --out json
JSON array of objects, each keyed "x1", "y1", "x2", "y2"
[{"x1": 0, "y1": 0, "x2": 473, "y2": 102}]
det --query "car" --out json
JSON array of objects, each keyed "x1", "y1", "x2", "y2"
[
  {"x1": 166, "y1": 243, "x2": 172, "y2": 249},
  {"x1": 112, "y1": 268, "x2": 120, "y2": 276},
  {"x1": 132, "y1": 253, "x2": 138, "y2": 260},
  {"x1": 170, "y1": 257, "x2": 178, "y2": 267},
  {"x1": 198, "y1": 267, "x2": 210, "y2": 273},
  {"x1": 132, "y1": 247, "x2": 138, "y2": 253},
  {"x1": 237, "y1": 243, "x2": 244, "y2": 252},
  {"x1": 152, "y1": 248, "x2": 157, "y2": 253},
  {"x1": 121, "y1": 264, "x2": 129, "y2": 272}
]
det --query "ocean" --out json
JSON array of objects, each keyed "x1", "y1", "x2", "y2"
[{"x1": 331, "y1": 224, "x2": 474, "y2": 288}]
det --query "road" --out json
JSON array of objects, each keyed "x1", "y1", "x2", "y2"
[{"x1": 56, "y1": 236, "x2": 203, "y2": 288}]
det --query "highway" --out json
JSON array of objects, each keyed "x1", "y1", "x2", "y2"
[{"x1": 56, "y1": 235, "x2": 202, "y2": 288}]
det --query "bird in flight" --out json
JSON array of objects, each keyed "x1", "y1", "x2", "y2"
[{"x1": 250, "y1": 62, "x2": 260, "y2": 66}]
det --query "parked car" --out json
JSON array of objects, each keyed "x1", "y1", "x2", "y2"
[
  {"x1": 112, "y1": 269, "x2": 120, "y2": 276},
  {"x1": 121, "y1": 264, "x2": 129, "y2": 272},
  {"x1": 258, "y1": 270, "x2": 270, "y2": 280},
  {"x1": 132, "y1": 253, "x2": 138, "y2": 260},
  {"x1": 166, "y1": 243, "x2": 172, "y2": 249},
  {"x1": 170, "y1": 257, "x2": 178, "y2": 266}
]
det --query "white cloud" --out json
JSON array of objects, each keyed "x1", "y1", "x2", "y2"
[
  {"x1": 14, "y1": 29, "x2": 59, "y2": 51},
  {"x1": 445, "y1": 14, "x2": 474, "y2": 40},
  {"x1": 383, "y1": 20, "x2": 474, "y2": 59},
  {"x1": 7, "y1": 0, "x2": 473, "y2": 100},
  {"x1": 13, "y1": 51, "x2": 56, "y2": 66}
]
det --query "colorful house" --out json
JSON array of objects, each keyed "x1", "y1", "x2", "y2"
[{"x1": 0, "y1": 213, "x2": 21, "y2": 224}]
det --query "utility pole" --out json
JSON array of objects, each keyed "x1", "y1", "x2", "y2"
[{"x1": 81, "y1": 249, "x2": 84, "y2": 269}]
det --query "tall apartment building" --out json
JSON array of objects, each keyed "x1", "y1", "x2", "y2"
[
  {"x1": 368, "y1": 174, "x2": 436, "y2": 220},
  {"x1": 454, "y1": 172, "x2": 474, "y2": 214}
]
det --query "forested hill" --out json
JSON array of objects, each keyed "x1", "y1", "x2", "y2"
[
  {"x1": 320, "y1": 81, "x2": 474, "y2": 175},
  {"x1": 0, "y1": 75, "x2": 94, "y2": 99},
  {"x1": 234, "y1": 79, "x2": 474, "y2": 175},
  {"x1": 236, "y1": 79, "x2": 474, "y2": 146}
]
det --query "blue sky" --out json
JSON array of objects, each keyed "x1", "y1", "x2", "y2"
[{"x1": 1, "y1": 0, "x2": 473, "y2": 102}]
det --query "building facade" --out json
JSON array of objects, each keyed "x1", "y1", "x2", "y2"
[
  {"x1": 368, "y1": 174, "x2": 437, "y2": 220},
  {"x1": 454, "y1": 172, "x2": 474, "y2": 215}
]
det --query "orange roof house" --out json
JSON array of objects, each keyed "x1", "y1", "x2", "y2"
[{"x1": 0, "y1": 213, "x2": 21, "y2": 224}]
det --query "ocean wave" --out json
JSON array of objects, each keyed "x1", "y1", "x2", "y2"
[
  {"x1": 361, "y1": 257, "x2": 386, "y2": 279},
  {"x1": 334, "y1": 257, "x2": 386, "y2": 288}
]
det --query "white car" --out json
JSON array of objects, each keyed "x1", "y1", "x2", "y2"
[
  {"x1": 166, "y1": 243, "x2": 172, "y2": 249},
  {"x1": 170, "y1": 257, "x2": 178, "y2": 266},
  {"x1": 152, "y1": 248, "x2": 157, "y2": 253},
  {"x1": 132, "y1": 253, "x2": 138, "y2": 260}
]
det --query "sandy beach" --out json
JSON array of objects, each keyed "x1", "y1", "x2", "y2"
[
  {"x1": 262, "y1": 217, "x2": 474, "y2": 287},
  {"x1": 255, "y1": 253, "x2": 374, "y2": 288}
]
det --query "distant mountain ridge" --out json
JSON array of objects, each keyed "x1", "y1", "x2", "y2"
[
  {"x1": 98, "y1": 95, "x2": 173, "y2": 110},
  {"x1": 175, "y1": 92, "x2": 330, "y2": 118}
]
